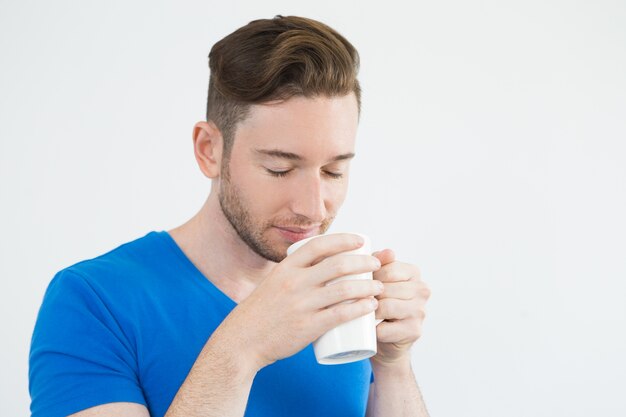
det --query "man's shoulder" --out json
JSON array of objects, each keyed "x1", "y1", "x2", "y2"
[{"x1": 53, "y1": 230, "x2": 169, "y2": 290}]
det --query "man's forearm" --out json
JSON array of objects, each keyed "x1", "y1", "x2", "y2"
[
  {"x1": 366, "y1": 359, "x2": 429, "y2": 417},
  {"x1": 164, "y1": 328, "x2": 261, "y2": 417}
]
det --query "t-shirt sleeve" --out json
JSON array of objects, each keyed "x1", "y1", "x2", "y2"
[{"x1": 29, "y1": 269, "x2": 146, "y2": 417}]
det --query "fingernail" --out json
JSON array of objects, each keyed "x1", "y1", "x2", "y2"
[
  {"x1": 376, "y1": 281, "x2": 384, "y2": 292},
  {"x1": 370, "y1": 298, "x2": 378, "y2": 308}
]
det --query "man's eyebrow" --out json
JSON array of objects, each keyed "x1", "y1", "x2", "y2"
[{"x1": 254, "y1": 148, "x2": 355, "y2": 162}]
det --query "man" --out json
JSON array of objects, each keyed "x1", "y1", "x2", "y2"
[{"x1": 29, "y1": 15, "x2": 431, "y2": 417}]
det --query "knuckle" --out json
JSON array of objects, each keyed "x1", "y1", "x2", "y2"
[
  {"x1": 420, "y1": 286, "x2": 432, "y2": 298},
  {"x1": 386, "y1": 264, "x2": 401, "y2": 281},
  {"x1": 332, "y1": 260, "x2": 351, "y2": 276},
  {"x1": 376, "y1": 267, "x2": 388, "y2": 282},
  {"x1": 379, "y1": 264, "x2": 391, "y2": 277},
  {"x1": 377, "y1": 299, "x2": 389, "y2": 317},
  {"x1": 332, "y1": 283, "x2": 350, "y2": 299}
]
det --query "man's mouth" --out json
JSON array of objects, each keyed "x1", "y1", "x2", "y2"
[{"x1": 273, "y1": 226, "x2": 320, "y2": 243}]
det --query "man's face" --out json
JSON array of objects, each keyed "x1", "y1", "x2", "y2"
[{"x1": 218, "y1": 93, "x2": 359, "y2": 262}]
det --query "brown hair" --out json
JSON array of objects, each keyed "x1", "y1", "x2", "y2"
[{"x1": 206, "y1": 15, "x2": 361, "y2": 160}]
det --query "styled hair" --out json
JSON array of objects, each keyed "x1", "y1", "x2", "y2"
[{"x1": 206, "y1": 15, "x2": 361, "y2": 159}]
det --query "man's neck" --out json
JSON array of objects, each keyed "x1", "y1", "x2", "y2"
[{"x1": 168, "y1": 192, "x2": 275, "y2": 303}]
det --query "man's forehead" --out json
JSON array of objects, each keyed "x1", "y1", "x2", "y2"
[{"x1": 234, "y1": 94, "x2": 359, "y2": 160}]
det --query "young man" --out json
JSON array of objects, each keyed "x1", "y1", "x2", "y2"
[{"x1": 29, "y1": 15, "x2": 431, "y2": 417}]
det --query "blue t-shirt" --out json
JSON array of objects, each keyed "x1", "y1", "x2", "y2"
[{"x1": 29, "y1": 231, "x2": 373, "y2": 417}]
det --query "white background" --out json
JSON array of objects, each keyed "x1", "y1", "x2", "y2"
[{"x1": 1, "y1": 1, "x2": 625, "y2": 416}]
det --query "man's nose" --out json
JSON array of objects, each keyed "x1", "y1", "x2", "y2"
[{"x1": 291, "y1": 172, "x2": 326, "y2": 223}]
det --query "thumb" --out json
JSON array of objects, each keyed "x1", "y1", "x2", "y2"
[{"x1": 372, "y1": 248, "x2": 395, "y2": 266}]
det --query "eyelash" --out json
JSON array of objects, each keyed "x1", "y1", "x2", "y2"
[{"x1": 266, "y1": 169, "x2": 343, "y2": 179}]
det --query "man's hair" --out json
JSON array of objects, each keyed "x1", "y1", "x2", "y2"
[{"x1": 206, "y1": 15, "x2": 361, "y2": 160}]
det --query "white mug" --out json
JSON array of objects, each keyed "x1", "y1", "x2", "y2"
[{"x1": 287, "y1": 233, "x2": 383, "y2": 365}]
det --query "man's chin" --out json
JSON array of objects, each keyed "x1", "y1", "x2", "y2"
[
  {"x1": 267, "y1": 243, "x2": 290, "y2": 263},
  {"x1": 246, "y1": 234, "x2": 285, "y2": 263},
  {"x1": 258, "y1": 249, "x2": 287, "y2": 264}
]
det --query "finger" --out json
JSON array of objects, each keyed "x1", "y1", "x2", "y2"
[
  {"x1": 373, "y1": 262, "x2": 418, "y2": 283},
  {"x1": 375, "y1": 280, "x2": 420, "y2": 300},
  {"x1": 308, "y1": 253, "x2": 381, "y2": 286},
  {"x1": 308, "y1": 279, "x2": 384, "y2": 310},
  {"x1": 316, "y1": 296, "x2": 379, "y2": 331},
  {"x1": 372, "y1": 249, "x2": 395, "y2": 266},
  {"x1": 375, "y1": 298, "x2": 422, "y2": 321},
  {"x1": 376, "y1": 318, "x2": 422, "y2": 344},
  {"x1": 286, "y1": 233, "x2": 365, "y2": 267}
]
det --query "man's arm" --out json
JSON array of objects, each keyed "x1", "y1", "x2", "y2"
[
  {"x1": 366, "y1": 249, "x2": 432, "y2": 417},
  {"x1": 366, "y1": 360, "x2": 429, "y2": 417},
  {"x1": 163, "y1": 327, "x2": 260, "y2": 417}
]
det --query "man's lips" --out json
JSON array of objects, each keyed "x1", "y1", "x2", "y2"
[{"x1": 274, "y1": 226, "x2": 320, "y2": 243}]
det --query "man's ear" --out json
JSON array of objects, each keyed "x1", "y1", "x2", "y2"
[{"x1": 193, "y1": 121, "x2": 223, "y2": 179}]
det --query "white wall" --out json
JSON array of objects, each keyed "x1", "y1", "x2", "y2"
[{"x1": 1, "y1": 1, "x2": 625, "y2": 416}]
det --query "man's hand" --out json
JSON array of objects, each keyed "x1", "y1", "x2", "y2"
[
  {"x1": 370, "y1": 249, "x2": 431, "y2": 367},
  {"x1": 211, "y1": 233, "x2": 384, "y2": 371}
]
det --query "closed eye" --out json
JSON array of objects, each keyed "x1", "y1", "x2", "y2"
[
  {"x1": 265, "y1": 168, "x2": 292, "y2": 177},
  {"x1": 323, "y1": 171, "x2": 343, "y2": 179},
  {"x1": 265, "y1": 168, "x2": 344, "y2": 179}
]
